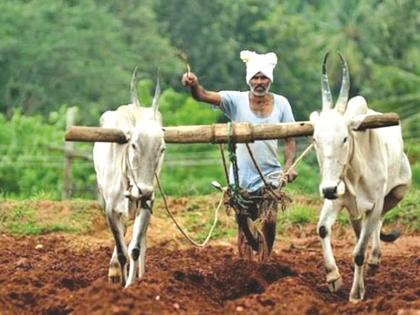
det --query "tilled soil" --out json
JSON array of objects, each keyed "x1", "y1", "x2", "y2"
[{"x1": 0, "y1": 232, "x2": 418, "y2": 315}]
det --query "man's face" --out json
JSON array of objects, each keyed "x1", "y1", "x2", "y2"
[{"x1": 249, "y1": 72, "x2": 271, "y2": 96}]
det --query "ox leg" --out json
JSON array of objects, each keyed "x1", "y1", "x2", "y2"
[
  {"x1": 382, "y1": 184, "x2": 408, "y2": 214},
  {"x1": 350, "y1": 217, "x2": 362, "y2": 240},
  {"x1": 109, "y1": 247, "x2": 118, "y2": 280},
  {"x1": 126, "y1": 204, "x2": 151, "y2": 288},
  {"x1": 317, "y1": 200, "x2": 342, "y2": 292},
  {"x1": 367, "y1": 220, "x2": 382, "y2": 275},
  {"x1": 350, "y1": 203, "x2": 382, "y2": 303},
  {"x1": 139, "y1": 227, "x2": 148, "y2": 278},
  {"x1": 106, "y1": 208, "x2": 128, "y2": 286},
  {"x1": 347, "y1": 197, "x2": 361, "y2": 240}
]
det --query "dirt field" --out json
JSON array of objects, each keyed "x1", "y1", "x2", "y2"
[{"x1": 0, "y1": 200, "x2": 419, "y2": 315}]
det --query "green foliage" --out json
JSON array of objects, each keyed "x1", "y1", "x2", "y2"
[
  {"x1": 0, "y1": 0, "x2": 419, "y2": 201},
  {"x1": 160, "y1": 165, "x2": 224, "y2": 196},
  {"x1": 0, "y1": 108, "x2": 95, "y2": 199},
  {"x1": 154, "y1": 0, "x2": 245, "y2": 91},
  {"x1": 1, "y1": 0, "x2": 419, "y2": 125},
  {"x1": 0, "y1": 110, "x2": 62, "y2": 197},
  {"x1": 160, "y1": 88, "x2": 221, "y2": 126},
  {"x1": 0, "y1": 0, "x2": 182, "y2": 120}
]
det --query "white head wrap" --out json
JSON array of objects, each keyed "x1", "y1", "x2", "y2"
[{"x1": 240, "y1": 50, "x2": 278, "y2": 83}]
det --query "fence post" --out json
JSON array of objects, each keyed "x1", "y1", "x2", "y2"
[{"x1": 63, "y1": 107, "x2": 78, "y2": 200}]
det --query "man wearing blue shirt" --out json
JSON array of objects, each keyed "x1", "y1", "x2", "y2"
[{"x1": 181, "y1": 50, "x2": 297, "y2": 259}]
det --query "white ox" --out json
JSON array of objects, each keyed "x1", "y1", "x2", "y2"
[
  {"x1": 310, "y1": 53, "x2": 411, "y2": 302},
  {"x1": 93, "y1": 72, "x2": 165, "y2": 287}
]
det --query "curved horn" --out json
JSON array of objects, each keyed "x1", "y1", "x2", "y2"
[
  {"x1": 151, "y1": 70, "x2": 161, "y2": 119},
  {"x1": 130, "y1": 66, "x2": 140, "y2": 107},
  {"x1": 334, "y1": 52, "x2": 350, "y2": 114},
  {"x1": 321, "y1": 52, "x2": 333, "y2": 111}
]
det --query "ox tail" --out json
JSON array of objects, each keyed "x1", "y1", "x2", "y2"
[{"x1": 380, "y1": 230, "x2": 400, "y2": 243}]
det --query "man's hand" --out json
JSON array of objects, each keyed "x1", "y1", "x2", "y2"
[
  {"x1": 181, "y1": 72, "x2": 198, "y2": 87},
  {"x1": 180, "y1": 72, "x2": 221, "y2": 106},
  {"x1": 286, "y1": 167, "x2": 298, "y2": 183}
]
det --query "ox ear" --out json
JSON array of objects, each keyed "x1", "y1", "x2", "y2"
[
  {"x1": 310, "y1": 111, "x2": 320, "y2": 124},
  {"x1": 151, "y1": 71, "x2": 161, "y2": 119}
]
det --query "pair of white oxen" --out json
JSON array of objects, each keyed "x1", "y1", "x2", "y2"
[{"x1": 93, "y1": 54, "x2": 411, "y2": 303}]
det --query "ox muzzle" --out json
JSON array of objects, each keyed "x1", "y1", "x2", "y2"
[
  {"x1": 320, "y1": 180, "x2": 346, "y2": 200},
  {"x1": 124, "y1": 184, "x2": 154, "y2": 201}
]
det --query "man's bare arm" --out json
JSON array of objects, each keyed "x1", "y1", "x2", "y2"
[
  {"x1": 283, "y1": 137, "x2": 298, "y2": 182},
  {"x1": 181, "y1": 72, "x2": 221, "y2": 106}
]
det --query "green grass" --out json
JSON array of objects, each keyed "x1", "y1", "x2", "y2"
[
  {"x1": 7, "y1": 221, "x2": 78, "y2": 235},
  {"x1": 279, "y1": 205, "x2": 317, "y2": 225},
  {"x1": 0, "y1": 202, "x2": 77, "y2": 235},
  {"x1": 192, "y1": 219, "x2": 237, "y2": 243},
  {"x1": 0, "y1": 200, "x2": 102, "y2": 236},
  {"x1": 383, "y1": 188, "x2": 420, "y2": 231},
  {"x1": 0, "y1": 187, "x2": 418, "y2": 237}
]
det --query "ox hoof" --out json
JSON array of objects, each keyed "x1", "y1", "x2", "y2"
[
  {"x1": 108, "y1": 275, "x2": 121, "y2": 284},
  {"x1": 108, "y1": 264, "x2": 123, "y2": 285},
  {"x1": 326, "y1": 270, "x2": 342, "y2": 293},
  {"x1": 349, "y1": 296, "x2": 362, "y2": 304},
  {"x1": 327, "y1": 276, "x2": 343, "y2": 293},
  {"x1": 349, "y1": 287, "x2": 365, "y2": 303},
  {"x1": 124, "y1": 276, "x2": 140, "y2": 289},
  {"x1": 367, "y1": 263, "x2": 380, "y2": 276}
]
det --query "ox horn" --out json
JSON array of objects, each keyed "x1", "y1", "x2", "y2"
[
  {"x1": 130, "y1": 66, "x2": 141, "y2": 107},
  {"x1": 151, "y1": 70, "x2": 161, "y2": 118},
  {"x1": 321, "y1": 52, "x2": 333, "y2": 111},
  {"x1": 334, "y1": 52, "x2": 350, "y2": 114}
]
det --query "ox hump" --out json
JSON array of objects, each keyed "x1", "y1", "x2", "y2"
[{"x1": 345, "y1": 96, "x2": 368, "y2": 119}]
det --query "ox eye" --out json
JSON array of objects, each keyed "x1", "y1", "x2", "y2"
[
  {"x1": 343, "y1": 137, "x2": 348, "y2": 143},
  {"x1": 131, "y1": 143, "x2": 137, "y2": 150}
]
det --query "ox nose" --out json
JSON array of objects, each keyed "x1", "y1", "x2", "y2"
[{"x1": 322, "y1": 186, "x2": 338, "y2": 200}]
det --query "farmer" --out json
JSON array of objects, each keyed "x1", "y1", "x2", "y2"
[{"x1": 181, "y1": 50, "x2": 297, "y2": 260}]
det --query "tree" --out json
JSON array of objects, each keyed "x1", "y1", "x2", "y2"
[
  {"x1": 0, "y1": 0, "x2": 182, "y2": 122},
  {"x1": 358, "y1": 0, "x2": 420, "y2": 138}
]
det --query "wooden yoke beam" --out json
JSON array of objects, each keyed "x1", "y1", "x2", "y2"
[{"x1": 65, "y1": 113, "x2": 400, "y2": 144}]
